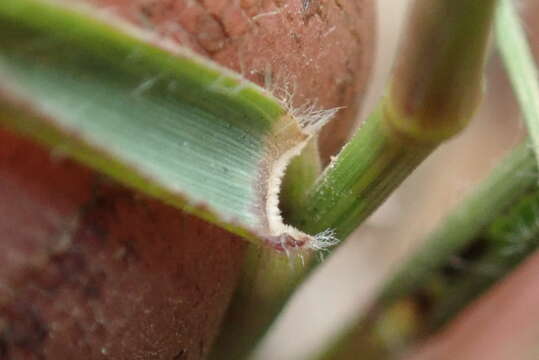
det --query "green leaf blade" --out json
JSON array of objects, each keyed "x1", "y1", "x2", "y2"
[{"x1": 0, "y1": 0, "x2": 317, "y2": 245}]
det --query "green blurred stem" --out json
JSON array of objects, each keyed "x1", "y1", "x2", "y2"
[
  {"x1": 497, "y1": 0, "x2": 539, "y2": 164},
  {"x1": 314, "y1": 141, "x2": 538, "y2": 360},
  {"x1": 380, "y1": 144, "x2": 537, "y2": 303},
  {"x1": 209, "y1": 246, "x2": 312, "y2": 360}
]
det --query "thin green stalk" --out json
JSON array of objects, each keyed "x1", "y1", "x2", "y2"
[
  {"x1": 314, "y1": 141, "x2": 538, "y2": 360},
  {"x1": 497, "y1": 0, "x2": 539, "y2": 164},
  {"x1": 292, "y1": 0, "x2": 497, "y2": 241},
  {"x1": 291, "y1": 107, "x2": 433, "y2": 239}
]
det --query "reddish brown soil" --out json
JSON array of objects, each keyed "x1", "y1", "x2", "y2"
[{"x1": 0, "y1": 129, "x2": 246, "y2": 359}]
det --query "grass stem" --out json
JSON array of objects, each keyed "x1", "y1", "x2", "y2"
[{"x1": 293, "y1": 0, "x2": 497, "y2": 244}]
